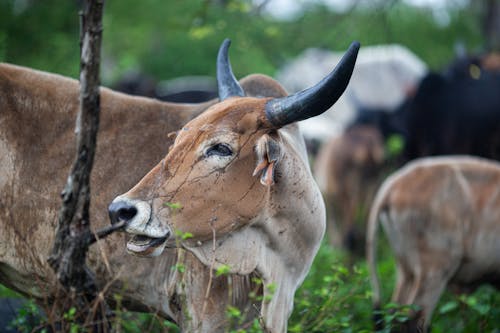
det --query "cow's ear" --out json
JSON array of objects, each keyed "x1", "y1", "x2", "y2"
[{"x1": 253, "y1": 133, "x2": 282, "y2": 186}]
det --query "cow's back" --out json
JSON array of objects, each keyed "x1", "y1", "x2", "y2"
[
  {"x1": 381, "y1": 156, "x2": 500, "y2": 284},
  {"x1": 0, "y1": 64, "x2": 79, "y2": 293},
  {"x1": 0, "y1": 63, "x2": 206, "y2": 297},
  {"x1": 384, "y1": 156, "x2": 499, "y2": 213}
]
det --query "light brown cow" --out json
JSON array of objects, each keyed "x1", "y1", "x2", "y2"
[
  {"x1": 108, "y1": 39, "x2": 359, "y2": 332},
  {"x1": 367, "y1": 156, "x2": 500, "y2": 332},
  {"x1": 0, "y1": 61, "x2": 296, "y2": 331},
  {"x1": 314, "y1": 124, "x2": 385, "y2": 254}
]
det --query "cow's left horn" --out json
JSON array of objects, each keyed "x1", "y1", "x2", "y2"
[
  {"x1": 265, "y1": 41, "x2": 360, "y2": 127},
  {"x1": 217, "y1": 38, "x2": 245, "y2": 101}
]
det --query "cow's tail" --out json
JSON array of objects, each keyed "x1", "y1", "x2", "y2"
[{"x1": 366, "y1": 175, "x2": 392, "y2": 330}]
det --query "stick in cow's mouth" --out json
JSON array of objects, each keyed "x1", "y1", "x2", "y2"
[{"x1": 86, "y1": 220, "x2": 127, "y2": 246}]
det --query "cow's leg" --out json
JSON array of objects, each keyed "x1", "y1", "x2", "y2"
[
  {"x1": 388, "y1": 261, "x2": 422, "y2": 333},
  {"x1": 387, "y1": 219, "x2": 459, "y2": 332},
  {"x1": 396, "y1": 254, "x2": 456, "y2": 333},
  {"x1": 343, "y1": 195, "x2": 358, "y2": 253},
  {"x1": 410, "y1": 270, "x2": 451, "y2": 333},
  {"x1": 325, "y1": 193, "x2": 342, "y2": 248},
  {"x1": 392, "y1": 262, "x2": 415, "y2": 305}
]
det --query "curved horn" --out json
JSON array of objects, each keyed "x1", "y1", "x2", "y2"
[
  {"x1": 265, "y1": 41, "x2": 360, "y2": 127},
  {"x1": 217, "y1": 38, "x2": 245, "y2": 100}
]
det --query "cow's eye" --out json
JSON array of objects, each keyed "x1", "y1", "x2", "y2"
[{"x1": 205, "y1": 143, "x2": 233, "y2": 157}]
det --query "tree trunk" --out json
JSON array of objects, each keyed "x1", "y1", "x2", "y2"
[{"x1": 46, "y1": 0, "x2": 122, "y2": 331}]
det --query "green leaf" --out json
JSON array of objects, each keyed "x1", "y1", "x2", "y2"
[
  {"x1": 174, "y1": 229, "x2": 193, "y2": 241},
  {"x1": 439, "y1": 301, "x2": 459, "y2": 314},
  {"x1": 172, "y1": 263, "x2": 185, "y2": 273},
  {"x1": 216, "y1": 264, "x2": 231, "y2": 277},
  {"x1": 386, "y1": 134, "x2": 404, "y2": 157},
  {"x1": 226, "y1": 305, "x2": 241, "y2": 318},
  {"x1": 164, "y1": 202, "x2": 182, "y2": 210}
]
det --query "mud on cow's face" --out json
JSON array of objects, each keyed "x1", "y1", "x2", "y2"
[
  {"x1": 108, "y1": 38, "x2": 359, "y2": 257},
  {"x1": 109, "y1": 98, "x2": 272, "y2": 257}
]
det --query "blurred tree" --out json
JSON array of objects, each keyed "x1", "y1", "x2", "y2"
[
  {"x1": 0, "y1": 0, "x2": 80, "y2": 77},
  {"x1": 0, "y1": 0, "x2": 486, "y2": 84}
]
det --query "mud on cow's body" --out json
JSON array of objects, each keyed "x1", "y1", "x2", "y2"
[
  {"x1": 0, "y1": 61, "x2": 214, "y2": 313},
  {"x1": 0, "y1": 63, "x2": 275, "y2": 328},
  {"x1": 0, "y1": 38, "x2": 359, "y2": 332}
]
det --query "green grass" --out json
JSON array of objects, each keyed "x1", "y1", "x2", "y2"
[
  {"x1": 2, "y1": 239, "x2": 499, "y2": 332},
  {"x1": 289, "y1": 239, "x2": 500, "y2": 332},
  {"x1": 0, "y1": 283, "x2": 20, "y2": 298}
]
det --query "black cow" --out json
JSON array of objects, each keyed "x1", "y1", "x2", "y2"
[
  {"x1": 317, "y1": 56, "x2": 500, "y2": 256},
  {"x1": 112, "y1": 72, "x2": 217, "y2": 103},
  {"x1": 402, "y1": 70, "x2": 500, "y2": 160},
  {"x1": 351, "y1": 63, "x2": 500, "y2": 162}
]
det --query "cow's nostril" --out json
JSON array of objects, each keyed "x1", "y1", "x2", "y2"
[
  {"x1": 119, "y1": 206, "x2": 137, "y2": 221},
  {"x1": 108, "y1": 201, "x2": 138, "y2": 225}
]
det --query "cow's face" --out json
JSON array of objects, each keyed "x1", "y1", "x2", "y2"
[
  {"x1": 109, "y1": 38, "x2": 358, "y2": 257},
  {"x1": 110, "y1": 97, "x2": 278, "y2": 256}
]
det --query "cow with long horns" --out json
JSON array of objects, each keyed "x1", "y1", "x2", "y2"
[
  {"x1": 0, "y1": 39, "x2": 358, "y2": 332},
  {"x1": 108, "y1": 39, "x2": 359, "y2": 332}
]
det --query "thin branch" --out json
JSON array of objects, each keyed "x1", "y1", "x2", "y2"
[{"x1": 86, "y1": 221, "x2": 126, "y2": 247}]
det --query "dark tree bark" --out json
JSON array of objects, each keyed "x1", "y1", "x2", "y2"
[{"x1": 46, "y1": 0, "x2": 123, "y2": 330}]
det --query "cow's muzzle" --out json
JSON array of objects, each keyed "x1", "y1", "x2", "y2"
[{"x1": 108, "y1": 198, "x2": 170, "y2": 257}]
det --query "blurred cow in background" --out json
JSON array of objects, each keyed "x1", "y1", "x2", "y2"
[
  {"x1": 367, "y1": 156, "x2": 500, "y2": 332},
  {"x1": 306, "y1": 46, "x2": 500, "y2": 255},
  {"x1": 314, "y1": 125, "x2": 385, "y2": 254},
  {"x1": 156, "y1": 76, "x2": 217, "y2": 102},
  {"x1": 348, "y1": 51, "x2": 500, "y2": 163},
  {"x1": 400, "y1": 58, "x2": 500, "y2": 161},
  {"x1": 113, "y1": 71, "x2": 217, "y2": 103},
  {"x1": 481, "y1": 52, "x2": 500, "y2": 72},
  {"x1": 444, "y1": 51, "x2": 500, "y2": 79},
  {"x1": 277, "y1": 44, "x2": 426, "y2": 146}
]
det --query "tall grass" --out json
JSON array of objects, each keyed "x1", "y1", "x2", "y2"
[{"x1": 2, "y1": 237, "x2": 499, "y2": 332}]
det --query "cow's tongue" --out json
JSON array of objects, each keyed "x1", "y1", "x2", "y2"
[{"x1": 127, "y1": 235, "x2": 166, "y2": 254}]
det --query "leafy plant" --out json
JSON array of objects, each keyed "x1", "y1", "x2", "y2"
[
  {"x1": 164, "y1": 202, "x2": 183, "y2": 211},
  {"x1": 8, "y1": 299, "x2": 45, "y2": 333}
]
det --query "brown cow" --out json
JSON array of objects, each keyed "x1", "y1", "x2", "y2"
[
  {"x1": 108, "y1": 39, "x2": 359, "y2": 332},
  {"x1": 367, "y1": 156, "x2": 500, "y2": 332},
  {"x1": 314, "y1": 124, "x2": 385, "y2": 254},
  {"x1": 1, "y1": 38, "x2": 359, "y2": 332},
  {"x1": 0, "y1": 61, "x2": 295, "y2": 331}
]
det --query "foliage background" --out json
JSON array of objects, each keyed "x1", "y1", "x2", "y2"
[
  {"x1": 1, "y1": 0, "x2": 498, "y2": 332},
  {"x1": 0, "y1": 0, "x2": 487, "y2": 84}
]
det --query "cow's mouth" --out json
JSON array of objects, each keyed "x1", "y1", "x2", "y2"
[{"x1": 126, "y1": 234, "x2": 168, "y2": 256}]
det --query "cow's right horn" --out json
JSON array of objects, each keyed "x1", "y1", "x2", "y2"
[
  {"x1": 217, "y1": 38, "x2": 245, "y2": 101},
  {"x1": 264, "y1": 41, "x2": 360, "y2": 127}
]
